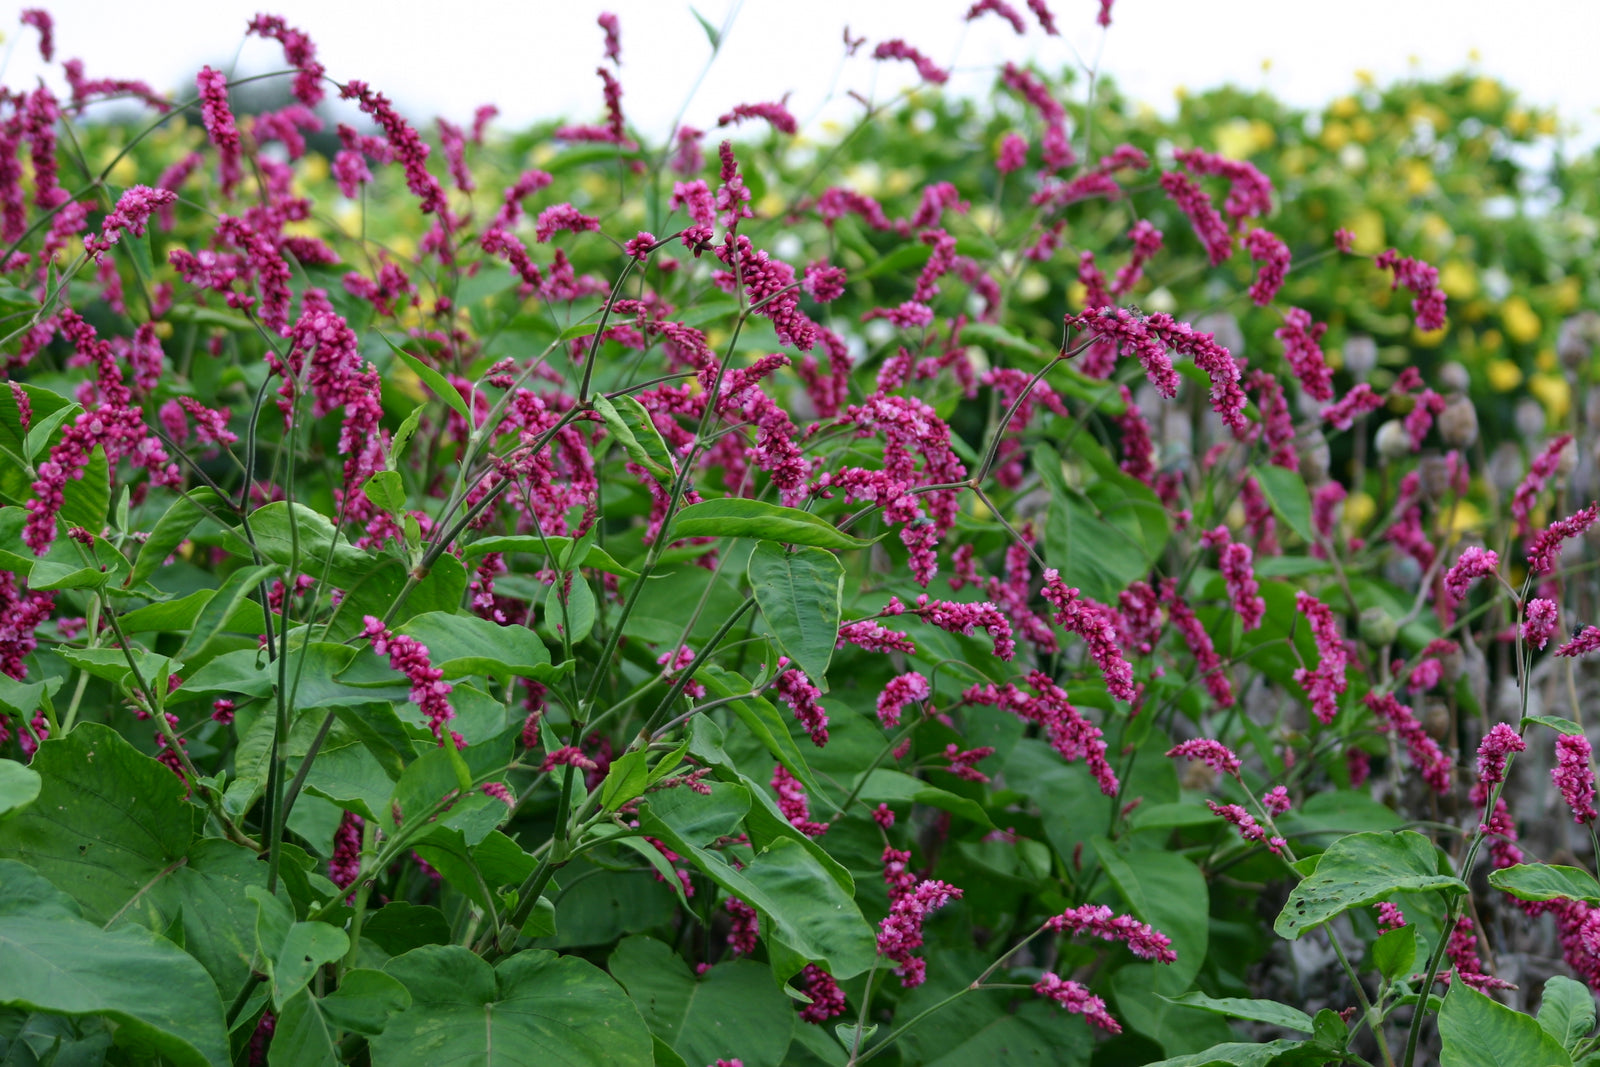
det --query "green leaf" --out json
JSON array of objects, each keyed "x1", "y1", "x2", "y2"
[
  {"x1": 1142, "y1": 1041, "x2": 1307, "y2": 1067},
  {"x1": 228, "y1": 501, "x2": 375, "y2": 587},
  {"x1": 0, "y1": 725, "x2": 270, "y2": 999},
  {"x1": 697, "y1": 666, "x2": 823, "y2": 797},
  {"x1": 463, "y1": 533, "x2": 638, "y2": 576},
  {"x1": 363, "y1": 470, "x2": 407, "y2": 515},
  {"x1": 272, "y1": 922, "x2": 350, "y2": 1011},
  {"x1": 379, "y1": 333, "x2": 473, "y2": 423},
  {"x1": 639, "y1": 780, "x2": 750, "y2": 845},
  {"x1": 55, "y1": 645, "x2": 180, "y2": 690},
  {"x1": 178, "y1": 562, "x2": 278, "y2": 661},
  {"x1": 599, "y1": 749, "x2": 650, "y2": 814},
  {"x1": 1275, "y1": 831, "x2": 1467, "y2": 939},
  {"x1": 593, "y1": 393, "x2": 675, "y2": 481},
  {"x1": 1488, "y1": 863, "x2": 1600, "y2": 905},
  {"x1": 56, "y1": 445, "x2": 109, "y2": 536},
  {"x1": 689, "y1": 6, "x2": 722, "y2": 49},
  {"x1": 667, "y1": 499, "x2": 870, "y2": 550},
  {"x1": 371, "y1": 945, "x2": 653, "y2": 1066},
  {"x1": 1250, "y1": 465, "x2": 1314, "y2": 543},
  {"x1": 1092, "y1": 839, "x2": 1208, "y2": 986},
  {"x1": 1523, "y1": 715, "x2": 1586, "y2": 736},
  {"x1": 397, "y1": 611, "x2": 554, "y2": 679},
  {"x1": 388, "y1": 404, "x2": 425, "y2": 468},
  {"x1": 0, "y1": 862, "x2": 230, "y2": 1067},
  {"x1": 1538, "y1": 975, "x2": 1597, "y2": 1052},
  {"x1": 1371, "y1": 925, "x2": 1418, "y2": 982},
  {"x1": 850, "y1": 769, "x2": 994, "y2": 829},
  {"x1": 128, "y1": 489, "x2": 224, "y2": 589},
  {"x1": 1158, "y1": 992, "x2": 1313, "y2": 1033},
  {"x1": 544, "y1": 571, "x2": 596, "y2": 644},
  {"x1": 0, "y1": 760, "x2": 41, "y2": 819},
  {"x1": 1439, "y1": 979, "x2": 1573, "y2": 1067},
  {"x1": 748, "y1": 541, "x2": 843, "y2": 688},
  {"x1": 640, "y1": 818, "x2": 875, "y2": 980},
  {"x1": 1042, "y1": 478, "x2": 1151, "y2": 604},
  {"x1": 319, "y1": 969, "x2": 412, "y2": 1036},
  {"x1": 269, "y1": 990, "x2": 338, "y2": 1067},
  {"x1": 608, "y1": 936, "x2": 794, "y2": 1067}
]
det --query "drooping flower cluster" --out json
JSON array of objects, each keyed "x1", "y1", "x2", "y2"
[
  {"x1": 1365, "y1": 690, "x2": 1451, "y2": 794},
  {"x1": 1040, "y1": 571, "x2": 1135, "y2": 700},
  {"x1": 1512, "y1": 434, "x2": 1574, "y2": 537},
  {"x1": 1045, "y1": 903, "x2": 1177, "y2": 963},
  {"x1": 795, "y1": 964, "x2": 846, "y2": 1023},
  {"x1": 1528, "y1": 503, "x2": 1600, "y2": 577},
  {"x1": 876, "y1": 671, "x2": 931, "y2": 728},
  {"x1": 1166, "y1": 739, "x2": 1242, "y2": 778},
  {"x1": 1443, "y1": 546, "x2": 1499, "y2": 603},
  {"x1": 1292, "y1": 592, "x2": 1347, "y2": 724},
  {"x1": 358, "y1": 616, "x2": 457, "y2": 746},
  {"x1": 965, "y1": 673, "x2": 1118, "y2": 794},
  {"x1": 876, "y1": 877, "x2": 963, "y2": 987},
  {"x1": 772, "y1": 764, "x2": 828, "y2": 837},
  {"x1": 1033, "y1": 973, "x2": 1120, "y2": 1033},
  {"x1": 1375, "y1": 247, "x2": 1447, "y2": 331},
  {"x1": 1554, "y1": 734, "x2": 1600, "y2": 824},
  {"x1": 1206, "y1": 801, "x2": 1287, "y2": 855}
]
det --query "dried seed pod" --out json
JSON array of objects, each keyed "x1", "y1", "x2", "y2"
[
  {"x1": 1359, "y1": 607, "x2": 1398, "y2": 647},
  {"x1": 1343, "y1": 335, "x2": 1378, "y2": 379},
  {"x1": 1437, "y1": 395, "x2": 1479, "y2": 449},
  {"x1": 1418, "y1": 454, "x2": 1452, "y2": 501},
  {"x1": 1375, "y1": 419, "x2": 1410, "y2": 462},
  {"x1": 1558, "y1": 310, "x2": 1600, "y2": 369},
  {"x1": 1438, "y1": 361, "x2": 1471, "y2": 394},
  {"x1": 1421, "y1": 701, "x2": 1451, "y2": 742}
]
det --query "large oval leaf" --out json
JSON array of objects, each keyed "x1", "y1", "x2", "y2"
[
  {"x1": 1488, "y1": 863, "x2": 1600, "y2": 905},
  {"x1": 1275, "y1": 831, "x2": 1466, "y2": 939},
  {"x1": 748, "y1": 541, "x2": 843, "y2": 687},
  {"x1": 667, "y1": 499, "x2": 870, "y2": 550},
  {"x1": 1439, "y1": 979, "x2": 1573, "y2": 1067},
  {"x1": 0, "y1": 861, "x2": 229, "y2": 1067},
  {"x1": 608, "y1": 936, "x2": 794, "y2": 1067},
  {"x1": 371, "y1": 945, "x2": 653, "y2": 1067}
]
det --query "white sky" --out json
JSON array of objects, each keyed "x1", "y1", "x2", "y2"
[{"x1": 5, "y1": 1, "x2": 1600, "y2": 150}]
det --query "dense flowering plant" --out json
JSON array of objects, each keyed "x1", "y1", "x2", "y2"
[{"x1": 4, "y1": 5, "x2": 1600, "y2": 1067}]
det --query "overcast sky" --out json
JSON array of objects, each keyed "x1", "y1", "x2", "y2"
[{"x1": 6, "y1": 1, "x2": 1599, "y2": 150}]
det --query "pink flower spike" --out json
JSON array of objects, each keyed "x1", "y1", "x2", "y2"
[
  {"x1": 1512, "y1": 435, "x2": 1574, "y2": 537},
  {"x1": 1040, "y1": 570, "x2": 1135, "y2": 700},
  {"x1": 1523, "y1": 598, "x2": 1560, "y2": 651},
  {"x1": 1034, "y1": 973, "x2": 1120, "y2": 1033},
  {"x1": 1046, "y1": 903, "x2": 1177, "y2": 963},
  {"x1": 1167, "y1": 738, "x2": 1242, "y2": 777},
  {"x1": 871, "y1": 39, "x2": 950, "y2": 84},
  {"x1": 1475, "y1": 723, "x2": 1525, "y2": 788},
  {"x1": 1529, "y1": 503, "x2": 1600, "y2": 580},
  {"x1": 1555, "y1": 734, "x2": 1599, "y2": 825},
  {"x1": 1375, "y1": 901, "x2": 1406, "y2": 932},
  {"x1": 1293, "y1": 591, "x2": 1347, "y2": 725},
  {"x1": 876, "y1": 672, "x2": 931, "y2": 728},
  {"x1": 1263, "y1": 786, "x2": 1291, "y2": 816},
  {"x1": 1556, "y1": 627, "x2": 1600, "y2": 659},
  {"x1": 1443, "y1": 547, "x2": 1499, "y2": 602}
]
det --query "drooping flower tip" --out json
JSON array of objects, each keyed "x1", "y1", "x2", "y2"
[{"x1": 1167, "y1": 738, "x2": 1242, "y2": 777}]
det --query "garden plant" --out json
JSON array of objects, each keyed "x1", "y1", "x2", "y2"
[{"x1": 4, "y1": 2, "x2": 1600, "y2": 1065}]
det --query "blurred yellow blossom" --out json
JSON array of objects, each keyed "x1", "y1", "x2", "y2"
[
  {"x1": 1500, "y1": 296, "x2": 1541, "y2": 344},
  {"x1": 1529, "y1": 373, "x2": 1571, "y2": 422},
  {"x1": 1439, "y1": 260, "x2": 1476, "y2": 299},
  {"x1": 1344, "y1": 208, "x2": 1384, "y2": 253},
  {"x1": 1344, "y1": 491, "x2": 1376, "y2": 532},
  {"x1": 1486, "y1": 358, "x2": 1522, "y2": 391}
]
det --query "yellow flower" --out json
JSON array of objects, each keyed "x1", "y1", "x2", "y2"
[
  {"x1": 1330, "y1": 95, "x2": 1360, "y2": 119},
  {"x1": 1486, "y1": 358, "x2": 1522, "y2": 391},
  {"x1": 1411, "y1": 325, "x2": 1447, "y2": 347},
  {"x1": 1344, "y1": 491, "x2": 1376, "y2": 532},
  {"x1": 1066, "y1": 281, "x2": 1088, "y2": 309},
  {"x1": 1439, "y1": 501, "x2": 1484, "y2": 536},
  {"x1": 1320, "y1": 121, "x2": 1350, "y2": 150},
  {"x1": 1529, "y1": 373, "x2": 1571, "y2": 422},
  {"x1": 1468, "y1": 77, "x2": 1502, "y2": 110},
  {"x1": 1500, "y1": 295, "x2": 1541, "y2": 344},
  {"x1": 1438, "y1": 260, "x2": 1476, "y2": 299},
  {"x1": 1017, "y1": 271, "x2": 1049, "y2": 301},
  {"x1": 1343, "y1": 208, "x2": 1384, "y2": 254},
  {"x1": 1554, "y1": 275, "x2": 1581, "y2": 312},
  {"x1": 1405, "y1": 159, "x2": 1435, "y2": 196},
  {"x1": 1350, "y1": 116, "x2": 1375, "y2": 144}
]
